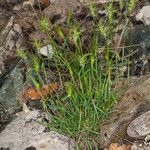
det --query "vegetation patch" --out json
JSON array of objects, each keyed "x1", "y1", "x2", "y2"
[{"x1": 17, "y1": 0, "x2": 138, "y2": 148}]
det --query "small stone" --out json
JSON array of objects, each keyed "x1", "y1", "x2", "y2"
[
  {"x1": 131, "y1": 142, "x2": 150, "y2": 150},
  {"x1": 0, "y1": 110, "x2": 75, "y2": 150},
  {"x1": 22, "y1": 1, "x2": 32, "y2": 10},
  {"x1": 39, "y1": 45, "x2": 53, "y2": 57},
  {"x1": 13, "y1": 4, "x2": 22, "y2": 11},
  {"x1": 136, "y1": 6, "x2": 150, "y2": 25},
  {"x1": 136, "y1": 12, "x2": 143, "y2": 21},
  {"x1": 127, "y1": 111, "x2": 150, "y2": 138}
]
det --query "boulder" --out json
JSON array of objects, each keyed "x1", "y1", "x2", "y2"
[
  {"x1": 98, "y1": 75, "x2": 150, "y2": 148},
  {"x1": 0, "y1": 110, "x2": 75, "y2": 150},
  {"x1": 0, "y1": 62, "x2": 25, "y2": 131},
  {"x1": 0, "y1": 16, "x2": 24, "y2": 75}
]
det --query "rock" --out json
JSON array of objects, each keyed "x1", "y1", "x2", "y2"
[
  {"x1": 22, "y1": 1, "x2": 32, "y2": 10},
  {"x1": 3, "y1": 0, "x2": 25, "y2": 6},
  {"x1": 131, "y1": 141, "x2": 150, "y2": 150},
  {"x1": 13, "y1": 4, "x2": 22, "y2": 11},
  {"x1": 43, "y1": 0, "x2": 81, "y2": 20},
  {"x1": 127, "y1": 111, "x2": 150, "y2": 138},
  {"x1": 39, "y1": 45, "x2": 53, "y2": 57},
  {"x1": 0, "y1": 62, "x2": 25, "y2": 131},
  {"x1": 0, "y1": 8, "x2": 11, "y2": 34},
  {"x1": 124, "y1": 25, "x2": 150, "y2": 76},
  {"x1": 0, "y1": 16, "x2": 24, "y2": 75},
  {"x1": 0, "y1": 110, "x2": 75, "y2": 150},
  {"x1": 43, "y1": 0, "x2": 118, "y2": 21},
  {"x1": 98, "y1": 75, "x2": 150, "y2": 148},
  {"x1": 136, "y1": 6, "x2": 150, "y2": 25},
  {"x1": 0, "y1": 102, "x2": 12, "y2": 132}
]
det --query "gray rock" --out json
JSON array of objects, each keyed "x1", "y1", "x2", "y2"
[
  {"x1": 43, "y1": 0, "x2": 81, "y2": 19},
  {"x1": 98, "y1": 75, "x2": 150, "y2": 148},
  {"x1": 39, "y1": 45, "x2": 53, "y2": 57},
  {"x1": 0, "y1": 110, "x2": 75, "y2": 150},
  {"x1": 0, "y1": 16, "x2": 24, "y2": 75},
  {"x1": 0, "y1": 62, "x2": 25, "y2": 131},
  {"x1": 0, "y1": 0, "x2": 25, "y2": 6},
  {"x1": 131, "y1": 141, "x2": 150, "y2": 150},
  {"x1": 136, "y1": 6, "x2": 150, "y2": 25},
  {"x1": 127, "y1": 111, "x2": 150, "y2": 138}
]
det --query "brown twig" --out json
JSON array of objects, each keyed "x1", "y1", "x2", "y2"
[{"x1": 117, "y1": 18, "x2": 129, "y2": 54}]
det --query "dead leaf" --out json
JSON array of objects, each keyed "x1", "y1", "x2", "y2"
[
  {"x1": 23, "y1": 86, "x2": 41, "y2": 100},
  {"x1": 39, "y1": 0, "x2": 50, "y2": 5},
  {"x1": 104, "y1": 143, "x2": 130, "y2": 150},
  {"x1": 23, "y1": 83, "x2": 59, "y2": 100}
]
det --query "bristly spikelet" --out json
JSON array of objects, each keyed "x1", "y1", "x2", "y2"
[
  {"x1": 119, "y1": 0, "x2": 124, "y2": 10},
  {"x1": 31, "y1": 56, "x2": 40, "y2": 72},
  {"x1": 16, "y1": 49, "x2": 27, "y2": 61},
  {"x1": 106, "y1": 3, "x2": 114, "y2": 25},
  {"x1": 89, "y1": 0, "x2": 95, "y2": 17},
  {"x1": 33, "y1": 40, "x2": 41, "y2": 52},
  {"x1": 128, "y1": 0, "x2": 137, "y2": 13},
  {"x1": 39, "y1": 17, "x2": 50, "y2": 32}
]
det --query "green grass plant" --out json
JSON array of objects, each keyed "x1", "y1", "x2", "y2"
[{"x1": 17, "y1": 0, "x2": 138, "y2": 148}]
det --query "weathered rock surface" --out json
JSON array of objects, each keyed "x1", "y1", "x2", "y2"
[
  {"x1": 43, "y1": 0, "x2": 81, "y2": 20},
  {"x1": 127, "y1": 111, "x2": 150, "y2": 138},
  {"x1": 131, "y1": 141, "x2": 150, "y2": 150},
  {"x1": 99, "y1": 75, "x2": 150, "y2": 148},
  {"x1": 0, "y1": 62, "x2": 25, "y2": 131},
  {"x1": 0, "y1": 16, "x2": 24, "y2": 75},
  {"x1": 124, "y1": 25, "x2": 150, "y2": 76},
  {"x1": 0, "y1": 110, "x2": 75, "y2": 150},
  {"x1": 136, "y1": 5, "x2": 150, "y2": 26}
]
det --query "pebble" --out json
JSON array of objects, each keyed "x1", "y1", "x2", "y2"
[
  {"x1": 39, "y1": 45, "x2": 53, "y2": 57},
  {"x1": 136, "y1": 6, "x2": 150, "y2": 25},
  {"x1": 127, "y1": 111, "x2": 150, "y2": 138}
]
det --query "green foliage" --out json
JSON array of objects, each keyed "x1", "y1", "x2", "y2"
[
  {"x1": 45, "y1": 26, "x2": 117, "y2": 149},
  {"x1": 18, "y1": 1, "x2": 138, "y2": 149},
  {"x1": 119, "y1": 0, "x2": 124, "y2": 10},
  {"x1": 39, "y1": 17, "x2": 50, "y2": 32},
  {"x1": 128, "y1": 0, "x2": 138, "y2": 13},
  {"x1": 16, "y1": 49, "x2": 28, "y2": 61},
  {"x1": 89, "y1": 0, "x2": 95, "y2": 17},
  {"x1": 33, "y1": 40, "x2": 41, "y2": 51}
]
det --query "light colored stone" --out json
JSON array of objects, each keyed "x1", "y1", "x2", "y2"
[
  {"x1": 39, "y1": 45, "x2": 53, "y2": 57},
  {"x1": 0, "y1": 110, "x2": 75, "y2": 150},
  {"x1": 0, "y1": 63, "x2": 25, "y2": 131},
  {"x1": 22, "y1": 1, "x2": 32, "y2": 10},
  {"x1": 13, "y1": 4, "x2": 22, "y2": 11},
  {"x1": 131, "y1": 142, "x2": 150, "y2": 150},
  {"x1": 127, "y1": 111, "x2": 150, "y2": 138},
  {"x1": 136, "y1": 6, "x2": 150, "y2": 25}
]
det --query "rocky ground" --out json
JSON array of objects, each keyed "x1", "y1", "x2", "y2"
[{"x1": 0, "y1": 0, "x2": 150, "y2": 150}]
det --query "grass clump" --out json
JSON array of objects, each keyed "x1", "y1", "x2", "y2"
[
  {"x1": 48, "y1": 31, "x2": 117, "y2": 148},
  {"x1": 17, "y1": 0, "x2": 138, "y2": 148}
]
